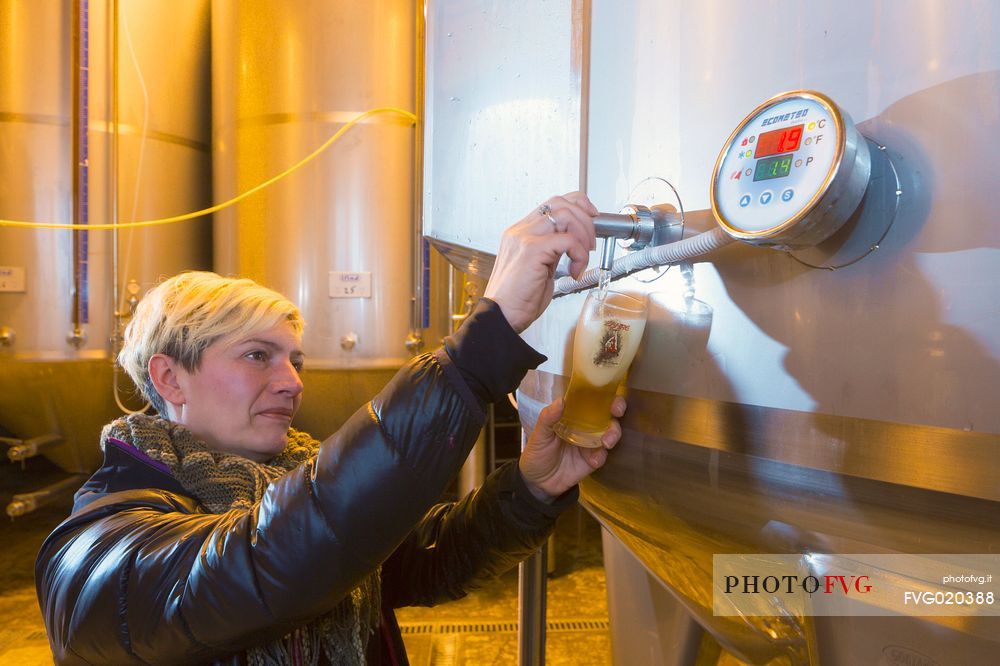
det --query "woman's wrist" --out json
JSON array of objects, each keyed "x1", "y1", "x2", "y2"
[{"x1": 517, "y1": 464, "x2": 557, "y2": 504}]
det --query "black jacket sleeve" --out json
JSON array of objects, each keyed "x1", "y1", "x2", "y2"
[
  {"x1": 381, "y1": 461, "x2": 578, "y2": 609},
  {"x1": 35, "y1": 300, "x2": 547, "y2": 664}
]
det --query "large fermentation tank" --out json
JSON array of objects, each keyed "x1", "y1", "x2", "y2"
[
  {"x1": 0, "y1": 1, "x2": 212, "y2": 474},
  {"x1": 212, "y1": 0, "x2": 434, "y2": 438},
  {"x1": 422, "y1": 0, "x2": 587, "y2": 270},
  {"x1": 424, "y1": 1, "x2": 1000, "y2": 664}
]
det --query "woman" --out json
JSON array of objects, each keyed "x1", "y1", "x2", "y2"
[{"x1": 35, "y1": 193, "x2": 625, "y2": 665}]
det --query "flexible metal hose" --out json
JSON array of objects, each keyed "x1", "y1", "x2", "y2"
[{"x1": 553, "y1": 226, "x2": 734, "y2": 296}]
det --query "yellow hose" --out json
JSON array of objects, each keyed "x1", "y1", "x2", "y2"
[{"x1": 0, "y1": 106, "x2": 417, "y2": 231}]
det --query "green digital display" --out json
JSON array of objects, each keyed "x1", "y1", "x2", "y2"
[{"x1": 753, "y1": 154, "x2": 793, "y2": 182}]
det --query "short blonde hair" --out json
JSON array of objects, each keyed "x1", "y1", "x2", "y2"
[{"x1": 119, "y1": 271, "x2": 304, "y2": 414}]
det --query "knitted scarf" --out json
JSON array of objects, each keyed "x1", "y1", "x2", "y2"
[{"x1": 101, "y1": 413, "x2": 381, "y2": 666}]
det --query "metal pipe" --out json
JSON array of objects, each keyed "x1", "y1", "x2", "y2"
[
  {"x1": 592, "y1": 206, "x2": 656, "y2": 271},
  {"x1": 6, "y1": 434, "x2": 63, "y2": 463},
  {"x1": 518, "y1": 534, "x2": 548, "y2": 664},
  {"x1": 459, "y1": 430, "x2": 488, "y2": 495},
  {"x1": 517, "y1": 427, "x2": 547, "y2": 666},
  {"x1": 447, "y1": 263, "x2": 455, "y2": 333},
  {"x1": 595, "y1": 205, "x2": 682, "y2": 246},
  {"x1": 593, "y1": 211, "x2": 642, "y2": 239},
  {"x1": 598, "y1": 237, "x2": 617, "y2": 272},
  {"x1": 406, "y1": 1, "x2": 428, "y2": 356},
  {"x1": 454, "y1": 273, "x2": 486, "y2": 494},
  {"x1": 70, "y1": 0, "x2": 83, "y2": 344},
  {"x1": 109, "y1": 1, "x2": 148, "y2": 415},
  {"x1": 6, "y1": 475, "x2": 87, "y2": 519},
  {"x1": 68, "y1": 0, "x2": 92, "y2": 349},
  {"x1": 111, "y1": 0, "x2": 121, "y2": 340}
]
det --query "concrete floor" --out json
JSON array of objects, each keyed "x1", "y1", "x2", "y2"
[
  {"x1": 396, "y1": 504, "x2": 611, "y2": 665},
  {"x1": 0, "y1": 457, "x2": 610, "y2": 665}
]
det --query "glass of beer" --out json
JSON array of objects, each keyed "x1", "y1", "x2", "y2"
[{"x1": 553, "y1": 290, "x2": 648, "y2": 447}]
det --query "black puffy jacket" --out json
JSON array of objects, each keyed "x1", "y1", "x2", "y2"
[{"x1": 35, "y1": 300, "x2": 576, "y2": 665}]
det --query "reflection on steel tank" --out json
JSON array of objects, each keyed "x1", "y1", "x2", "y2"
[
  {"x1": 423, "y1": 1, "x2": 1000, "y2": 664},
  {"x1": 0, "y1": 1, "x2": 211, "y2": 474},
  {"x1": 629, "y1": 292, "x2": 715, "y2": 398},
  {"x1": 211, "y1": 1, "x2": 443, "y2": 439}
]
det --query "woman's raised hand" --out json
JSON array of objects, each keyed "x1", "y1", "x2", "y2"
[{"x1": 483, "y1": 191, "x2": 598, "y2": 333}]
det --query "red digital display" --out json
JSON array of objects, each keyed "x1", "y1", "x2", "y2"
[{"x1": 754, "y1": 124, "x2": 804, "y2": 158}]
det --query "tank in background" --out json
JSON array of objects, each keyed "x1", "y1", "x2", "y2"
[
  {"x1": 0, "y1": 0, "x2": 212, "y2": 475},
  {"x1": 212, "y1": 0, "x2": 445, "y2": 437}
]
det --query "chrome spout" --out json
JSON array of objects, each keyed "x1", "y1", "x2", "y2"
[{"x1": 593, "y1": 204, "x2": 682, "y2": 271}]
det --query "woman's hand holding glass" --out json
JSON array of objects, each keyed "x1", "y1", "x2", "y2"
[{"x1": 518, "y1": 395, "x2": 627, "y2": 503}]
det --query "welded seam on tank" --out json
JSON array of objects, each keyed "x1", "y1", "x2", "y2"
[
  {"x1": 229, "y1": 111, "x2": 417, "y2": 130},
  {"x1": 521, "y1": 370, "x2": 1000, "y2": 502},
  {"x1": 0, "y1": 113, "x2": 208, "y2": 152}
]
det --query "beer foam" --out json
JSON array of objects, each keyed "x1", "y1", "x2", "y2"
[{"x1": 574, "y1": 316, "x2": 646, "y2": 387}]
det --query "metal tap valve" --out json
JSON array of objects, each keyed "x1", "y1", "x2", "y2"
[
  {"x1": 404, "y1": 331, "x2": 425, "y2": 355},
  {"x1": 66, "y1": 326, "x2": 87, "y2": 348},
  {"x1": 593, "y1": 204, "x2": 681, "y2": 271}
]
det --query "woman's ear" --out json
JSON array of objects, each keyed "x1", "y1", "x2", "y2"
[{"x1": 148, "y1": 354, "x2": 186, "y2": 414}]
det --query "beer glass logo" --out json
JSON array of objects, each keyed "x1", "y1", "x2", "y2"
[
  {"x1": 595, "y1": 320, "x2": 630, "y2": 367},
  {"x1": 553, "y1": 290, "x2": 647, "y2": 448}
]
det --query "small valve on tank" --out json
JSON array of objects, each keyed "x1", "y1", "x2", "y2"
[
  {"x1": 341, "y1": 332, "x2": 358, "y2": 351},
  {"x1": 592, "y1": 204, "x2": 682, "y2": 271},
  {"x1": 404, "y1": 331, "x2": 424, "y2": 355},
  {"x1": 66, "y1": 326, "x2": 87, "y2": 348}
]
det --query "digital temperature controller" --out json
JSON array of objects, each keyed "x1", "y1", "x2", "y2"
[{"x1": 711, "y1": 90, "x2": 872, "y2": 249}]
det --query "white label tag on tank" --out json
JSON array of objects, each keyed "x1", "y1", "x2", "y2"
[
  {"x1": 0, "y1": 266, "x2": 26, "y2": 292},
  {"x1": 329, "y1": 271, "x2": 372, "y2": 298}
]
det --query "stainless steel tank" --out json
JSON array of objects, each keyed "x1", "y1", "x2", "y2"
[
  {"x1": 211, "y1": 0, "x2": 437, "y2": 438},
  {"x1": 423, "y1": 1, "x2": 1000, "y2": 664},
  {"x1": 0, "y1": 0, "x2": 212, "y2": 474}
]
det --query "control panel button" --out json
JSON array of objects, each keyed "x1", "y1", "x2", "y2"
[
  {"x1": 781, "y1": 188, "x2": 795, "y2": 202},
  {"x1": 759, "y1": 190, "x2": 773, "y2": 205},
  {"x1": 739, "y1": 194, "x2": 751, "y2": 208}
]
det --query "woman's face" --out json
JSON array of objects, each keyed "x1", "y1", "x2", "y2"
[{"x1": 173, "y1": 320, "x2": 305, "y2": 461}]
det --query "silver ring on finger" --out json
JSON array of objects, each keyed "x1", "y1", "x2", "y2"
[{"x1": 537, "y1": 204, "x2": 561, "y2": 232}]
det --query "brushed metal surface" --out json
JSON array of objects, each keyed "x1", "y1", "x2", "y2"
[
  {"x1": 424, "y1": 0, "x2": 1000, "y2": 436},
  {"x1": 521, "y1": 368, "x2": 1000, "y2": 503},
  {"x1": 417, "y1": 0, "x2": 999, "y2": 662},
  {"x1": 426, "y1": 238, "x2": 496, "y2": 279},
  {"x1": 518, "y1": 373, "x2": 1000, "y2": 663},
  {"x1": 212, "y1": 0, "x2": 424, "y2": 367},
  {"x1": 0, "y1": 0, "x2": 212, "y2": 357},
  {"x1": 582, "y1": 0, "x2": 1000, "y2": 436},
  {"x1": 92, "y1": 0, "x2": 213, "y2": 309},
  {"x1": 0, "y1": 1, "x2": 212, "y2": 472},
  {"x1": 423, "y1": 0, "x2": 588, "y2": 254}
]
